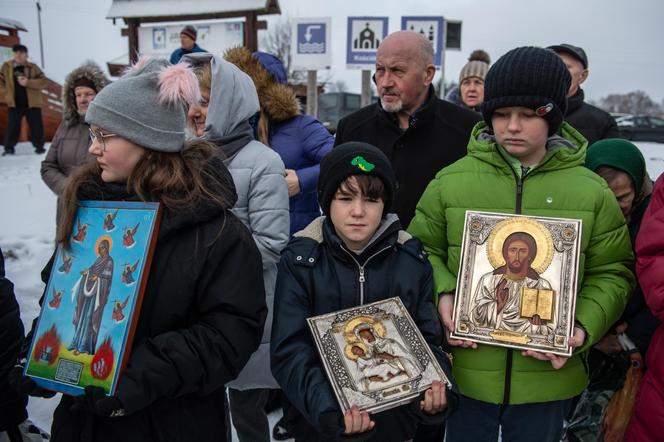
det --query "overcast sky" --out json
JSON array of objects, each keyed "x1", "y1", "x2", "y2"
[{"x1": 2, "y1": 0, "x2": 663, "y2": 103}]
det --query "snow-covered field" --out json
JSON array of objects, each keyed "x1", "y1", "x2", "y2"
[
  {"x1": 0, "y1": 142, "x2": 288, "y2": 440},
  {"x1": 2, "y1": 140, "x2": 663, "y2": 437}
]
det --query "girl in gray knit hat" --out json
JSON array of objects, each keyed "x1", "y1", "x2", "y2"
[{"x1": 11, "y1": 57, "x2": 268, "y2": 442}]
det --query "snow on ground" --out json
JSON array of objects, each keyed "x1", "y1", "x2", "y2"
[
  {"x1": 0, "y1": 142, "x2": 289, "y2": 441},
  {"x1": 1, "y1": 140, "x2": 663, "y2": 437}
]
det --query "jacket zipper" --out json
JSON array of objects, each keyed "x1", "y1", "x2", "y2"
[
  {"x1": 498, "y1": 154, "x2": 529, "y2": 409},
  {"x1": 340, "y1": 244, "x2": 392, "y2": 305}
]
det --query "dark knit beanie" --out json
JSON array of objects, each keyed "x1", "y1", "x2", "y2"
[
  {"x1": 73, "y1": 77, "x2": 97, "y2": 92},
  {"x1": 181, "y1": 25, "x2": 197, "y2": 41},
  {"x1": 481, "y1": 46, "x2": 571, "y2": 136},
  {"x1": 318, "y1": 142, "x2": 395, "y2": 216},
  {"x1": 586, "y1": 138, "x2": 646, "y2": 195}
]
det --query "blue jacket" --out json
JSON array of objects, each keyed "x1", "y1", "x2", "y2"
[
  {"x1": 223, "y1": 48, "x2": 334, "y2": 234},
  {"x1": 270, "y1": 114, "x2": 333, "y2": 233},
  {"x1": 169, "y1": 44, "x2": 206, "y2": 64}
]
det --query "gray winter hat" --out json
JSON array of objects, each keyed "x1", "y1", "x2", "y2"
[{"x1": 86, "y1": 57, "x2": 200, "y2": 152}]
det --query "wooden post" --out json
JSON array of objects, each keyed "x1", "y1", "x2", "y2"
[
  {"x1": 127, "y1": 19, "x2": 140, "y2": 64},
  {"x1": 244, "y1": 12, "x2": 258, "y2": 52},
  {"x1": 306, "y1": 70, "x2": 318, "y2": 118},
  {"x1": 361, "y1": 70, "x2": 372, "y2": 107}
]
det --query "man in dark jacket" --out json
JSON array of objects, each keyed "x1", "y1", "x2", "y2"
[
  {"x1": 335, "y1": 31, "x2": 481, "y2": 227},
  {"x1": 0, "y1": 248, "x2": 28, "y2": 442},
  {"x1": 548, "y1": 44, "x2": 620, "y2": 146}
]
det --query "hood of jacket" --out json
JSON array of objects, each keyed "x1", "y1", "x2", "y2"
[
  {"x1": 182, "y1": 52, "x2": 260, "y2": 159},
  {"x1": 62, "y1": 61, "x2": 110, "y2": 126},
  {"x1": 224, "y1": 46, "x2": 300, "y2": 123},
  {"x1": 468, "y1": 121, "x2": 588, "y2": 176}
]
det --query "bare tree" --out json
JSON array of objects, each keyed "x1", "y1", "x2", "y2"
[
  {"x1": 326, "y1": 80, "x2": 349, "y2": 93},
  {"x1": 259, "y1": 18, "x2": 300, "y2": 81},
  {"x1": 598, "y1": 90, "x2": 662, "y2": 115}
]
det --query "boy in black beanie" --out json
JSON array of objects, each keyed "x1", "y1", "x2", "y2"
[
  {"x1": 409, "y1": 47, "x2": 634, "y2": 441},
  {"x1": 271, "y1": 141, "x2": 457, "y2": 441}
]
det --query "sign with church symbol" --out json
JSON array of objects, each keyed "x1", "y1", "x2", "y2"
[
  {"x1": 400, "y1": 16, "x2": 445, "y2": 67},
  {"x1": 450, "y1": 211, "x2": 582, "y2": 356},
  {"x1": 346, "y1": 16, "x2": 388, "y2": 69},
  {"x1": 308, "y1": 297, "x2": 452, "y2": 414},
  {"x1": 24, "y1": 201, "x2": 162, "y2": 396}
]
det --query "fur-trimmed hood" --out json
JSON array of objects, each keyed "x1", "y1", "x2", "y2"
[
  {"x1": 62, "y1": 61, "x2": 110, "y2": 126},
  {"x1": 224, "y1": 47, "x2": 299, "y2": 123}
]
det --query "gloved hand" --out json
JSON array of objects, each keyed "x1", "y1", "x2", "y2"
[
  {"x1": 7, "y1": 359, "x2": 57, "y2": 398},
  {"x1": 70, "y1": 385, "x2": 125, "y2": 417}
]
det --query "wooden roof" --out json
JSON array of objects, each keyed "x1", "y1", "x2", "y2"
[{"x1": 107, "y1": 0, "x2": 280, "y2": 23}]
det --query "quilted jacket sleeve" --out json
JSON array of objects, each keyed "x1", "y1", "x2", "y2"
[
  {"x1": 247, "y1": 145, "x2": 290, "y2": 266},
  {"x1": 271, "y1": 246, "x2": 338, "y2": 431},
  {"x1": 575, "y1": 186, "x2": 635, "y2": 352},
  {"x1": 294, "y1": 116, "x2": 333, "y2": 194},
  {"x1": 408, "y1": 176, "x2": 458, "y2": 299},
  {"x1": 636, "y1": 178, "x2": 664, "y2": 322}
]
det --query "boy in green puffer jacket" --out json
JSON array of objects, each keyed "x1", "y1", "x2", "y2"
[{"x1": 408, "y1": 46, "x2": 634, "y2": 442}]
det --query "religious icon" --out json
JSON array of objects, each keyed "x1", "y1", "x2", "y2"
[
  {"x1": 121, "y1": 260, "x2": 139, "y2": 285},
  {"x1": 25, "y1": 201, "x2": 161, "y2": 396},
  {"x1": 112, "y1": 296, "x2": 130, "y2": 323},
  {"x1": 48, "y1": 288, "x2": 63, "y2": 309},
  {"x1": 72, "y1": 219, "x2": 88, "y2": 243},
  {"x1": 68, "y1": 236, "x2": 114, "y2": 356},
  {"x1": 58, "y1": 253, "x2": 73, "y2": 274},
  {"x1": 103, "y1": 210, "x2": 119, "y2": 231},
  {"x1": 308, "y1": 297, "x2": 451, "y2": 414},
  {"x1": 123, "y1": 223, "x2": 140, "y2": 248},
  {"x1": 451, "y1": 211, "x2": 582, "y2": 356}
]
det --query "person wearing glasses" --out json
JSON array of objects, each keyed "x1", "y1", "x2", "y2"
[
  {"x1": 9, "y1": 58, "x2": 267, "y2": 442},
  {"x1": 40, "y1": 62, "x2": 109, "y2": 197}
]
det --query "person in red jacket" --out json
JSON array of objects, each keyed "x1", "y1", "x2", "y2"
[{"x1": 626, "y1": 176, "x2": 664, "y2": 442}]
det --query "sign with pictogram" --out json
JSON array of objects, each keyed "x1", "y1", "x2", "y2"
[
  {"x1": 401, "y1": 16, "x2": 445, "y2": 67},
  {"x1": 346, "y1": 16, "x2": 389, "y2": 69},
  {"x1": 291, "y1": 17, "x2": 332, "y2": 70}
]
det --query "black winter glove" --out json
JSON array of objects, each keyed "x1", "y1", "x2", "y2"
[
  {"x1": 7, "y1": 359, "x2": 57, "y2": 398},
  {"x1": 70, "y1": 385, "x2": 125, "y2": 417}
]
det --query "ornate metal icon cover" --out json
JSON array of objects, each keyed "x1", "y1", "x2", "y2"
[
  {"x1": 451, "y1": 211, "x2": 582, "y2": 356},
  {"x1": 307, "y1": 297, "x2": 452, "y2": 414}
]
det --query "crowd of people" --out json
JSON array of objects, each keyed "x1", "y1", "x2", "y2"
[{"x1": 0, "y1": 24, "x2": 662, "y2": 442}]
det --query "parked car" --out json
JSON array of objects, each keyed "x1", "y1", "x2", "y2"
[{"x1": 617, "y1": 115, "x2": 664, "y2": 143}]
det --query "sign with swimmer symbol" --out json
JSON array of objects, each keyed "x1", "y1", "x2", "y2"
[
  {"x1": 291, "y1": 17, "x2": 332, "y2": 71},
  {"x1": 346, "y1": 16, "x2": 388, "y2": 69}
]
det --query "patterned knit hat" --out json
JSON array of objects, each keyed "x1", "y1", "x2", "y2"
[
  {"x1": 86, "y1": 57, "x2": 200, "y2": 152},
  {"x1": 459, "y1": 49, "x2": 490, "y2": 84},
  {"x1": 180, "y1": 25, "x2": 197, "y2": 41},
  {"x1": 318, "y1": 142, "x2": 395, "y2": 216},
  {"x1": 481, "y1": 46, "x2": 571, "y2": 135}
]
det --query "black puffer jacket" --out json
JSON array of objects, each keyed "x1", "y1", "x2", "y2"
[
  {"x1": 31, "y1": 158, "x2": 267, "y2": 442},
  {"x1": 0, "y1": 248, "x2": 27, "y2": 432},
  {"x1": 271, "y1": 216, "x2": 457, "y2": 441},
  {"x1": 564, "y1": 88, "x2": 620, "y2": 146},
  {"x1": 334, "y1": 86, "x2": 481, "y2": 227}
]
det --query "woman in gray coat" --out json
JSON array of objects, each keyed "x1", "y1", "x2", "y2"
[
  {"x1": 40, "y1": 62, "x2": 109, "y2": 196},
  {"x1": 184, "y1": 52, "x2": 290, "y2": 442}
]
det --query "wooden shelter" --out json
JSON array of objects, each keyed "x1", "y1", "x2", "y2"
[{"x1": 106, "y1": 0, "x2": 280, "y2": 68}]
